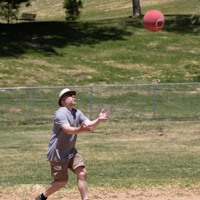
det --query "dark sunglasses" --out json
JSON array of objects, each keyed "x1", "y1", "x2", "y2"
[{"x1": 66, "y1": 93, "x2": 76, "y2": 97}]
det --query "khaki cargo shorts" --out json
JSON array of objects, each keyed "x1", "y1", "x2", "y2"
[{"x1": 50, "y1": 153, "x2": 85, "y2": 182}]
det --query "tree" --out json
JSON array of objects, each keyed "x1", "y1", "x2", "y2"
[
  {"x1": 132, "y1": 0, "x2": 141, "y2": 16},
  {"x1": 0, "y1": 0, "x2": 33, "y2": 24},
  {"x1": 192, "y1": 0, "x2": 200, "y2": 32},
  {"x1": 63, "y1": 0, "x2": 83, "y2": 20}
]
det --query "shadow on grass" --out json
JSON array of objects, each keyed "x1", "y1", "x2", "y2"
[
  {"x1": 110, "y1": 14, "x2": 196, "y2": 34},
  {"x1": 0, "y1": 21, "x2": 132, "y2": 57},
  {"x1": 0, "y1": 14, "x2": 197, "y2": 57},
  {"x1": 163, "y1": 14, "x2": 196, "y2": 34}
]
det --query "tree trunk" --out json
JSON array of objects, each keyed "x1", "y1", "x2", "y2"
[
  {"x1": 132, "y1": 0, "x2": 141, "y2": 16},
  {"x1": 7, "y1": 3, "x2": 10, "y2": 24}
]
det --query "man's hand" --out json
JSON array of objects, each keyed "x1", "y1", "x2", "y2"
[
  {"x1": 98, "y1": 109, "x2": 110, "y2": 120},
  {"x1": 80, "y1": 122, "x2": 94, "y2": 132},
  {"x1": 82, "y1": 109, "x2": 110, "y2": 129}
]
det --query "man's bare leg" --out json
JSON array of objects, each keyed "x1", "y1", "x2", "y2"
[
  {"x1": 43, "y1": 180, "x2": 68, "y2": 198},
  {"x1": 75, "y1": 166, "x2": 88, "y2": 200}
]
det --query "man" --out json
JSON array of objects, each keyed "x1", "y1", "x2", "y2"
[{"x1": 36, "y1": 88, "x2": 110, "y2": 200}]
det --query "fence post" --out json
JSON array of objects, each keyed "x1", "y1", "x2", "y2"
[
  {"x1": 31, "y1": 88, "x2": 33, "y2": 121},
  {"x1": 90, "y1": 87, "x2": 93, "y2": 120},
  {"x1": 153, "y1": 85, "x2": 156, "y2": 121}
]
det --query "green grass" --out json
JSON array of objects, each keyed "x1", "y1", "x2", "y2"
[
  {"x1": 18, "y1": 0, "x2": 197, "y2": 21},
  {"x1": 0, "y1": 84, "x2": 200, "y2": 125},
  {"x1": 0, "y1": 18, "x2": 200, "y2": 87},
  {"x1": 0, "y1": 1, "x2": 200, "y2": 87},
  {"x1": 0, "y1": 121, "x2": 200, "y2": 189},
  {"x1": 0, "y1": 0, "x2": 200, "y2": 196}
]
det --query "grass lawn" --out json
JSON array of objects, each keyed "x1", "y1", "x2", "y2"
[
  {"x1": 0, "y1": 0, "x2": 200, "y2": 87},
  {"x1": 0, "y1": 120, "x2": 200, "y2": 200},
  {"x1": 0, "y1": 121, "x2": 200, "y2": 189},
  {"x1": 0, "y1": 0, "x2": 200, "y2": 198}
]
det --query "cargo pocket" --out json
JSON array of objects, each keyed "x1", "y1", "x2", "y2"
[{"x1": 50, "y1": 161, "x2": 68, "y2": 181}]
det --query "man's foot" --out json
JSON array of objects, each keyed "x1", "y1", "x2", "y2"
[{"x1": 35, "y1": 193, "x2": 47, "y2": 200}]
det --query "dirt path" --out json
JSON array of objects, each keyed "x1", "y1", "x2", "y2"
[
  {"x1": 1, "y1": 192, "x2": 200, "y2": 200},
  {"x1": 1, "y1": 186, "x2": 200, "y2": 200}
]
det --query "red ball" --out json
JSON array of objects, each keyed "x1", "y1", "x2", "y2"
[{"x1": 143, "y1": 10, "x2": 165, "y2": 32}]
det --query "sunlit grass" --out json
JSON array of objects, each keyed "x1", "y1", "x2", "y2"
[
  {"x1": 0, "y1": 1, "x2": 200, "y2": 198},
  {"x1": 0, "y1": 121, "x2": 200, "y2": 189}
]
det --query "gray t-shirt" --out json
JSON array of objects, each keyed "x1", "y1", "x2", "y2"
[{"x1": 47, "y1": 107, "x2": 88, "y2": 163}]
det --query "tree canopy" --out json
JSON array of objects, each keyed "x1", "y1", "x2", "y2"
[
  {"x1": 0, "y1": 0, "x2": 83, "y2": 23},
  {"x1": 192, "y1": 0, "x2": 200, "y2": 32},
  {"x1": 63, "y1": 0, "x2": 83, "y2": 20},
  {"x1": 0, "y1": 0, "x2": 33, "y2": 23}
]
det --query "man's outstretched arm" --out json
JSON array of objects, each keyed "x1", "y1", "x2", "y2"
[
  {"x1": 62, "y1": 122, "x2": 94, "y2": 135},
  {"x1": 84, "y1": 109, "x2": 110, "y2": 128}
]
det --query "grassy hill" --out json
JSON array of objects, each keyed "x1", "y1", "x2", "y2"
[
  {"x1": 0, "y1": 0, "x2": 199, "y2": 87},
  {"x1": 0, "y1": 1, "x2": 200, "y2": 195},
  {"x1": 19, "y1": 0, "x2": 197, "y2": 21}
]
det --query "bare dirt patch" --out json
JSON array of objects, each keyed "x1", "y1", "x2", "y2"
[
  {"x1": 1, "y1": 185, "x2": 200, "y2": 200},
  {"x1": 141, "y1": 0, "x2": 175, "y2": 6}
]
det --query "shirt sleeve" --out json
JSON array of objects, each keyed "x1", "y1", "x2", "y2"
[
  {"x1": 54, "y1": 110, "x2": 69, "y2": 128},
  {"x1": 78, "y1": 110, "x2": 89, "y2": 125}
]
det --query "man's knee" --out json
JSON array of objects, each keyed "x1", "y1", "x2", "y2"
[
  {"x1": 55, "y1": 180, "x2": 68, "y2": 188},
  {"x1": 76, "y1": 167, "x2": 87, "y2": 179},
  {"x1": 61, "y1": 180, "x2": 68, "y2": 186},
  {"x1": 81, "y1": 168, "x2": 87, "y2": 178}
]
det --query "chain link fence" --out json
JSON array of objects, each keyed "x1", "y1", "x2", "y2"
[{"x1": 0, "y1": 83, "x2": 200, "y2": 125}]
